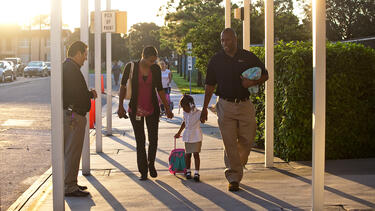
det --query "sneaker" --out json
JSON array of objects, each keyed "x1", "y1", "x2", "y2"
[
  {"x1": 185, "y1": 171, "x2": 192, "y2": 179},
  {"x1": 228, "y1": 182, "x2": 240, "y2": 192},
  {"x1": 193, "y1": 173, "x2": 200, "y2": 182}
]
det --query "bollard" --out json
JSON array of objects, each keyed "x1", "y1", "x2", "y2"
[
  {"x1": 101, "y1": 74, "x2": 105, "y2": 94},
  {"x1": 89, "y1": 99, "x2": 95, "y2": 129}
]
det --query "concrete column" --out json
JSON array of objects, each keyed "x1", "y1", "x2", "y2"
[
  {"x1": 80, "y1": 0, "x2": 90, "y2": 175},
  {"x1": 106, "y1": 0, "x2": 112, "y2": 136},
  {"x1": 265, "y1": 0, "x2": 274, "y2": 168},
  {"x1": 50, "y1": 0, "x2": 65, "y2": 209},
  {"x1": 243, "y1": 0, "x2": 250, "y2": 50},
  {"x1": 225, "y1": 0, "x2": 231, "y2": 28},
  {"x1": 95, "y1": 0, "x2": 102, "y2": 152},
  {"x1": 312, "y1": 0, "x2": 326, "y2": 210}
]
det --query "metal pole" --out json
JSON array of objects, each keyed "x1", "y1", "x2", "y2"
[
  {"x1": 106, "y1": 0, "x2": 112, "y2": 136},
  {"x1": 312, "y1": 0, "x2": 326, "y2": 210},
  {"x1": 243, "y1": 0, "x2": 250, "y2": 50},
  {"x1": 265, "y1": 0, "x2": 274, "y2": 168},
  {"x1": 225, "y1": 0, "x2": 231, "y2": 28},
  {"x1": 50, "y1": 0, "x2": 64, "y2": 209},
  {"x1": 81, "y1": 0, "x2": 90, "y2": 175},
  {"x1": 95, "y1": 0, "x2": 102, "y2": 152}
]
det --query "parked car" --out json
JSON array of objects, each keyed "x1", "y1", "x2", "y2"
[
  {"x1": 0, "y1": 61, "x2": 16, "y2": 82},
  {"x1": 4, "y1": 61, "x2": 17, "y2": 80},
  {"x1": 24, "y1": 61, "x2": 49, "y2": 77},
  {"x1": 4, "y1": 57, "x2": 24, "y2": 77},
  {"x1": 45, "y1": 62, "x2": 51, "y2": 76}
]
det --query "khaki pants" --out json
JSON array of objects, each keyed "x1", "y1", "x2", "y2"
[
  {"x1": 216, "y1": 98, "x2": 256, "y2": 183},
  {"x1": 63, "y1": 110, "x2": 87, "y2": 193}
]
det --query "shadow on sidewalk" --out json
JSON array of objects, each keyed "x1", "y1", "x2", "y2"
[
  {"x1": 272, "y1": 167, "x2": 375, "y2": 208},
  {"x1": 108, "y1": 136, "x2": 169, "y2": 168},
  {"x1": 155, "y1": 180, "x2": 203, "y2": 211},
  {"x1": 65, "y1": 188, "x2": 96, "y2": 211},
  {"x1": 98, "y1": 153, "x2": 196, "y2": 210},
  {"x1": 180, "y1": 179, "x2": 274, "y2": 210},
  {"x1": 84, "y1": 175, "x2": 126, "y2": 211},
  {"x1": 240, "y1": 184, "x2": 302, "y2": 210}
]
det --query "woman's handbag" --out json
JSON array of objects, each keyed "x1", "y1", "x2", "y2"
[{"x1": 125, "y1": 62, "x2": 134, "y2": 100}]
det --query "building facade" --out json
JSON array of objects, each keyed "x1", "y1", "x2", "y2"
[{"x1": 0, "y1": 25, "x2": 71, "y2": 63}]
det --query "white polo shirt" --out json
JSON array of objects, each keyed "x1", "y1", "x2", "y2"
[{"x1": 182, "y1": 108, "x2": 203, "y2": 143}]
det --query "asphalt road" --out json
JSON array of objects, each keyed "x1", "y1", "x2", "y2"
[
  {"x1": 0, "y1": 77, "x2": 52, "y2": 210},
  {"x1": 0, "y1": 75, "x2": 113, "y2": 210}
]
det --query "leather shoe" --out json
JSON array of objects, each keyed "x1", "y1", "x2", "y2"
[
  {"x1": 149, "y1": 166, "x2": 158, "y2": 178},
  {"x1": 139, "y1": 174, "x2": 148, "y2": 181},
  {"x1": 65, "y1": 189, "x2": 90, "y2": 197},
  {"x1": 228, "y1": 182, "x2": 240, "y2": 192},
  {"x1": 78, "y1": 185, "x2": 87, "y2": 190}
]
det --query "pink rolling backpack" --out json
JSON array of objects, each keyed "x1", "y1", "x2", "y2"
[{"x1": 168, "y1": 137, "x2": 186, "y2": 175}]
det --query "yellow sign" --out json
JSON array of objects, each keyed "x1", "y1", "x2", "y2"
[
  {"x1": 90, "y1": 11, "x2": 127, "y2": 34},
  {"x1": 116, "y1": 11, "x2": 127, "y2": 34}
]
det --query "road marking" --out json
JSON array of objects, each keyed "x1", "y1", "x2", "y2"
[{"x1": 2, "y1": 119, "x2": 34, "y2": 127}]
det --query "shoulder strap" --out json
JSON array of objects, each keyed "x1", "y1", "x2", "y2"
[{"x1": 129, "y1": 62, "x2": 134, "y2": 80}]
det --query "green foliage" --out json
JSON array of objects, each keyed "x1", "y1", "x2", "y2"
[
  {"x1": 327, "y1": 0, "x2": 375, "y2": 40},
  {"x1": 159, "y1": 0, "x2": 223, "y2": 54},
  {"x1": 124, "y1": 22, "x2": 171, "y2": 60},
  {"x1": 171, "y1": 69, "x2": 205, "y2": 94},
  {"x1": 250, "y1": 41, "x2": 375, "y2": 161},
  {"x1": 183, "y1": 14, "x2": 223, "y2": 76}
]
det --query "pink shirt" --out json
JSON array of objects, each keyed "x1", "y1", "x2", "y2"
[{"x1": 135, "y1": 70, "x2": 154, "y2": 116}]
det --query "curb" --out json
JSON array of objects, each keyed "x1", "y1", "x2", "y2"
[
  {"x1": 0, "y1": 77, "x2": 47, "y2": 88},
  {"x1": 7, "y1": 130, "x2": 96, "y2": 211},
  {"x1": 7, "y1": 168, "x2": 52, "y2": 211}
]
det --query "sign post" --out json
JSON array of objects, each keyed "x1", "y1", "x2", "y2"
[
  {"x1": 187, "y1": 43, "x2": 192, "y2": 95},
  {"x1": 103, "y1": 8, "x2": 114, "y2": 136}
]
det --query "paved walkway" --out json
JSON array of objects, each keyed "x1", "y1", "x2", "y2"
[{"x1": 12, "y1": 82, "x2": 375, "y2": 211}]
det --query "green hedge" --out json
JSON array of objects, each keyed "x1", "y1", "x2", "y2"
[{"x1": 250, "y1": 41, "x2": 375, "y2": 161}]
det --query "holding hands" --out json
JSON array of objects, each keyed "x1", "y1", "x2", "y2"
[{"x1": 90, "y1": 89, "x2": 98, "y2": 99}]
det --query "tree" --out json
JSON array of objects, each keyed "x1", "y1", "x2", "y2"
[
  {"x1": 326, "y1": 0, "x2": 375, "y2": 40},
  {"x1": 300, "y1": 0, "x2": 375, "y2": 40},
  {"x1": 124, "y1": 22, "x2": 171, "y2": 60},
  {"x1": 159, "y1": 0, "x2": 223, "y2": 54},
  {"x1": 248, "y1": 0, "x2": 310, "y2": 43}
]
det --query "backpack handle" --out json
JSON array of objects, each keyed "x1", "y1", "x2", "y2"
[{"x1": 174, "y1": 136, "x2": 182, "y2": 149}]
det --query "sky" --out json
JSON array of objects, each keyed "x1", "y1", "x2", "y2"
[{"x1": 0, "y1": 0, "x2": 304, "y2": 32}]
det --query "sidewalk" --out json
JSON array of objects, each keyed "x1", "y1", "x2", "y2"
[{"x1": 13, "y1": 83, "x2": 375, "y2": 210}]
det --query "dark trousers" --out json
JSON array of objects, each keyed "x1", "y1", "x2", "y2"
[{"x1": 130, "y1": 112, "x2": 159, "y2": 175}]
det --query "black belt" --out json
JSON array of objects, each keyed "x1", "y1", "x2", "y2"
[
  {"x1": 64, "y1": 107, "x2": 86, "y2": 116},
  {"x1": 220, "y1": 97, "x2": 249, "y2": 103}
]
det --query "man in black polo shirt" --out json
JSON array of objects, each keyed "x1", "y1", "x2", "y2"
[
  {"x1": 63, "y1": 41, "x2": 97, "y2": 197},
  {"x1": 200, "y1": 28, "x2": 268, "y2": 191}
]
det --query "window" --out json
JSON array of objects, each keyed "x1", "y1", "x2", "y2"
[{"x1": 18, "y1": 39, "x2": 30, "y2": 48}]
